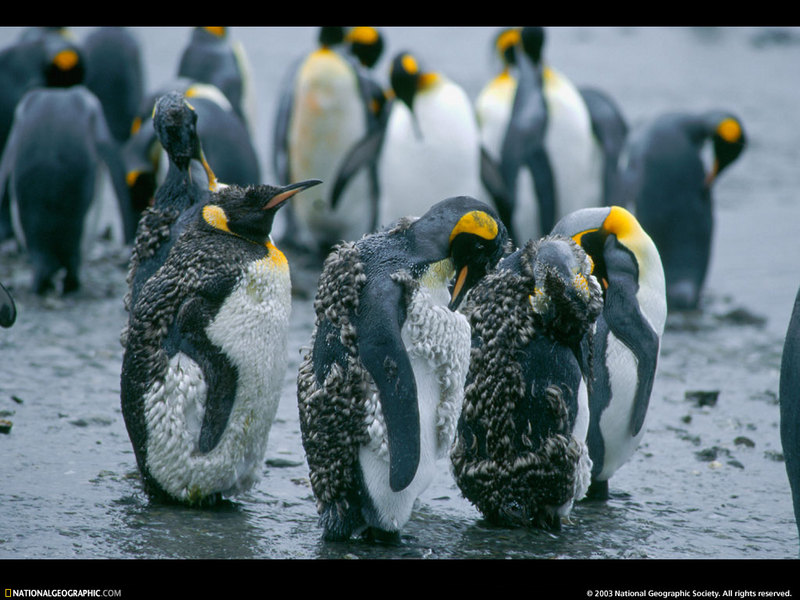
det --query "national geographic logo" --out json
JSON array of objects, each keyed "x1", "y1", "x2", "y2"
[{"x1": 5, "y1": 591, "x2": 122, "y2": 598}]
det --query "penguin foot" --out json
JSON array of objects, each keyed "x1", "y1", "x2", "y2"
[
  {"x1": 582, "y1": 479, "x2": 610, "y2": 502},
  {"x1": 362, "y1": 527, "x2": 402, "y2": 546}
]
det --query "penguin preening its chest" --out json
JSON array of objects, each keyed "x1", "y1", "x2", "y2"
[
  {"x1": 120, "y1": 179, "x2": 320, "y2": 505},
  {"x1": 780, "y1": 285, "x2": 800, "y2": 548},
  {"x1": 273, "y1": 27, "x2": 384, "y2": 255},
  {"x1": 297, "y1": 196, "x2": 508, "y2": 542},
  {"x1": 551, "y1": 205, "x2": 667, "y2": 500},
  {"x1": 452, "y1": 235, "x2": 603, "y2": 530},
  {"x1": 0, "y1": 85, "x2": 133, "y2": 295},
  {"x1": 617, "y1": 110, "x2": 746, "y2": 311}
]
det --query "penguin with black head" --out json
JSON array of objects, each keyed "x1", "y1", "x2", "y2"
[
  {"x1": 452, "y1": 234, "x2": 603, "y2": 530},
  {"x1": 121, "y1": 179, "x2": 320, "y2": 506},
  {"x1": 297, "y1": 196, "x2": 508, "y2": 543},
  {"x1": 552, "y1": 206, "x2": 667, "y2": 500}
]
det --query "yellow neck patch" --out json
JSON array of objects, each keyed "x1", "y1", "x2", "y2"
[
  {"x1": 203, "y1": 27, "x2": 226, "y2": 37},
  {"x1": 53, "y1": 49, "x2": 79, "y2": 71},
  {"x1": 401, "y1": 54, "x2": 419, "y2": 75},
  {"x1": 497, "y1": 28, "x2": 521, "y2": 54},
  {"x1": 265, "y1": 240, "x2": 288, "y2": 270},
  {"x1": 202, "y1": 204, "x2": 231, "y2": 233},
  {"x1": 347, "y1": 26, "x2": 378, "y2": 44},
  {"x1": 717, "y1": 118, "x2": 742, "y2": 143},
  {"x1": 450, "y1": 211, "x2": 498, "y2": 243},
  {"x1": 602, "y1": 205, "x2": 638, "y2": 243}
]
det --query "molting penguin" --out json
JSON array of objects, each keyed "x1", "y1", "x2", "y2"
[
  {"x1": 551, "y1": 206, "x2": 667, "y2": 500},
  {"x1": 120, "y1": 179, "x2": 321, "y2": 506},
  {"x1": 297, "y1": 196, "x2": 508, "y2": 542},
  {"x1": 495, "y1": 27, "x2": 604, "y2": 246},
  {"x1": 0, "y1": 281, "x2": 16, "y2": 328},
  {"x1": 124, "y1": 90, "x2": 220, "y2": 317},
  {"x1": 82, "y1": 27, "x2": 145, "y2": 145},
  {"x1": 272, "y1": 27, "x2": 381, "y2": 255},
  {"x1": 617, "y1": 110, "x2": 746, "y2": 311},
  {"x1": 452, "y1": 235, "x2": 603, "y2": 530},
  {"x1": 780, "y1": 285, "x2": 800, "y2": 547},
  {"x1": 177, "y1": 27, "x2": 256, "y2": 135},
  {"x1": 0, "y1": 85, "x2": 133, "y2": 294}
]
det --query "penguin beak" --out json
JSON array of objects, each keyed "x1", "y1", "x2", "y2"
[
  {"x1": 265, "y1": 179, "x2": 323, "y2": 210},
  {"x1": 449, "y1": 265, "x2": 469, "y2": 310}
]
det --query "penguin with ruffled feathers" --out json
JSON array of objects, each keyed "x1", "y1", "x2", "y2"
[
  {"x1": 0, "y1": 281, "x2": 16, "y2": 328},
  {"x1": 121, "y1": 179, "x2": 320, "y2": 506},
  {"x1": 452, "y1": 235, "x2": 602, "y2": 530},
  {"x1": 82, "y1": 27, "x2": 144, "y2": 145},
  {"x1": 273, "y1": 27, "x2": 383, "y2": 256},
  {"x1": 177, "y1": 27, "x2": 255, "y2": 135},
  {"x1": 551, "y1": 206, "x2": 667, "y2": 500},
  {"x1": 124, "y1": 90, "x2": 220, "y2": 318},
  {"x1": 298, "y1": 196, "x2": 508, "y2": 542},
  {"x1": 780, "y1": 285, "x2": 800, "y2": 548},
  {"x1": 0, "y1": 84, "x2": 133, "y2": 294},
  {"x1": 617, "y1": 110, "x2": 746, "y2": 311}
]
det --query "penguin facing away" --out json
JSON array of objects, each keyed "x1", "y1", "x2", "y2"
[
  {"x1": 551, "y1": 205, "x2": 667, "y2": 500},
  {"x1": 780, "y1": 285, "x2": 800, "y2": 548},
  {"x1": 121, "y1": 179, "x2": 321, "y2": 506},
  {"x1": 618, "y1": 110, "x2": 746, "y2": 311},
  {"x1": 272, "y1": 26, "x2": 382, "y2": 256},
  {"x1": 0, "y1": 85, "x2": 134, "y2": 294},
  {"x1": 452, "y1": 235, "x2": 603, "y2": 530},
  {"x1": 297, "y1": 196, "x2": 508, "y2": 542}
]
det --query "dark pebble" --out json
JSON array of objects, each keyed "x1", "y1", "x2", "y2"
[
  {"x1": 0, "y1": 419, "x2": 12, "y2": 434},
  {"x1": 685, "y1": 390, "x2": 720, "y2": 407},
  {"x1": 734, "y1": 436, "x2": 756, "y2": 448}
]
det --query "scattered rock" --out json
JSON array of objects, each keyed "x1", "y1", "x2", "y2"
[
  {"x1": 714, "y1": 307, "x2": 767, "y2": 328},
  {"x1": 696, "y1": 446, "x2": 731, "y2": 462},
  {"x1": 727, "y1": 460, "x2": 745, "y2": 470},
  {"x1": 11, "y1": 395, "x2": 23, "y2": 404},
  {"x1": 265, "y1": 457, "x2": 304, "y2": 468},
  {"x1": 734, "y1": 436, "x2": 756, "y2": 448},
  {"x1": 686, "y1": 390, "x2": 720, "y2": 407},
  {"x1": 0, "y1": 419, "x2": 12, "y2": 434},
  {"x1": 764, "y1": 450, "x2": 785, "y2": 462}
]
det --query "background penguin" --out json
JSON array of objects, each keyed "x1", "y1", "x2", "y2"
[
  {"x1": 0, "y1": 29, "x2": 87, "y2": 241},
  {"x1": 616, "y1": 110, "x2": 746, "y2": 311},
  {"x1": 177, "y1": 27, "x2": 256, "y2": 136},
  {"x1": 494, "y1": 27, "x2": 604, "y2": 246},
  {"x1": 297, "y1": 196, "x2": 508, "y2": 542},
  {"x1": 551, "y1": 205, "x2": 667, "y2": 500},
  {"x1": 124, "y1": 90, "x2": 220, "y2": 319},
  {"x1": 272, "y1": 26, "x2": 383, "y2": 256},
  {"x1": 0, "y1": 280, "x2": 16, "y2": 328},
  {"x1": 82, "y1": 27, "x2": 145, "y2": 145},
  {"x1": 780, "y1": 284, "x2": 800, "y2": 548},
  {"x1": 452, "y1": 235, "x2": 603, "y2": 530},
  {"x1": 0, "y1": 85, "x2": 133, "y2": 295},
  {"x1": 120, "y1": 179, "x2": 321, "y2": 506},
  {"x1": 123, "y1": 80, "x2": 260, "y2": 220}
]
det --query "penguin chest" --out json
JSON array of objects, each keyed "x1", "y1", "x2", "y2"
[
  {"x1": 143, "y1": 254, "x2": 291, "y2": 501},
  {"x1": 359, "y1": 273, "x2": 471, "y2": 530},
  {"x1": 476, "y1": 73, "x2": 517, "y2": 161}
]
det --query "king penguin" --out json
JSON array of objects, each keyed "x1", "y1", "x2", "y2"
[
  {"x1": 272, "y1": 26, "x2": 382, "y2": 256},
  {"x1": 780, "y1": 285, "x2": 800, "y2": 548},
  {"x1": 0, "y1": 280, "x2": 16, "y2": 328},
  {"x1": 177, "y1": 27, "x2": 256, "y2": 136},
  {"x1": 551, "y1": 205, "x2": 667, "y2": 500},
  {"x1": 452, "y1": 235, "x2": 603, "y2": 530},
  {"x1": 120, "y1": 179, "x2": 321, "y2": 506},
  {"x1": 617, "y1": 110, "x2": 746, "y2": 311},
  {"x1": 0, "y1": 84, "x2": 133, "y2": 294},
  {"x1": 494, "y1": 27, "x2": 604, "y2": 246},
  {"x1": 297, "y1": 196, "x2": 508, "y2": 542},
  {"x1": 124, "y1": 90, "x2": 220, "y2": 318}
]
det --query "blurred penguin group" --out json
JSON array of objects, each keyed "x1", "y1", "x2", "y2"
[{"x1": 3, "y1": 26, "x2": 799, "y2": 550}]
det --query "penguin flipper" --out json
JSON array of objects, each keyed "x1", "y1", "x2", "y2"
[
  {"x1": 479, "y1": 146, "x2": 512, "y2": 232},
  {"x1": 601, "y1": 236, "x2": 660, "y2": 436},
  {"x1": 525, "y1": 146, "x2": 558, "y2": 236},
  {"x1": 354, "y1": 274, "x2": 420, "y2": 492},
  {"x1": 272, "y1": 60, "x2": 300, "y2": 186},
  {"x1": 330, "y1": 126, "x2": 386, "y2": 211},
  {"x1": 0, "y1": 281, "x2": 16, "y2": 327}
]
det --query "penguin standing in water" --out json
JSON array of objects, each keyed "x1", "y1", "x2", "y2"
[
  {"x1": 617, "y1": 110, "x2": 745, "y2": 311},
  {"x1": 452, "y1": 235, "x2": 603, "y2": 530},
  {"x1": 273, "y1": 26, "x2": 383, "y2": 255},
  {"x1": 780, "y1": 285, "x2": 800, "y2": 547},
  {"x1": 492, "y1": 27, "x2": 604, "y2": 246},
  {"x1": 121, "y1": 179, "x2": 320, "y2": 506},
  {"x1": 297, "y1": 196, "x2": 508, "y2": 542},
  {"x1": 177, "y1": 27, "x2": 255, "y2": 135},
  {"x1": 124, "y1": 90, "x2": 220, "y2": 317},
  {"x1": 0, "y1": 85, "x2": 133, "y2": 294},
  {"x1": 82, "y1": 27, "x2": 145, "y2": 145},
  {"x1": 551, "y1": 206, "x2": 667, "y2": 500}
]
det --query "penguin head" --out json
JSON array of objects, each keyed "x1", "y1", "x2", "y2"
[
  {"x1": 494, "y1": 27, "x2": 521, "y2": 68},
  {"x1": 346, "y1": 27, "x2": 384, "y2": 69},
  {"x1": 318, "y1": 26, "x2": 346, "y2": 48},
  {"x1": 709, "y1": 114, "x2": 746, "y2": 184},
  {"x1": 389, "y1": 51, "x2": 440, "y2": 113},
  {"x1": 413, "y1": 197, "x2": 509, "y2": 310},
  {"x1": 199, "y1": 26, "x2": 227, "y2": 39},
  {"x1": 152, "y1": 91, "x2": 218, "y2": 190},
  {"x1": 519, "y1": 26, "x2": 546, "y2": 66},
  {"x1": 201, "y1": 180, "x2": 322, "y2": 245},
  {"x1": 42, "y1": 43, "x2": 85, "y2": 88}
]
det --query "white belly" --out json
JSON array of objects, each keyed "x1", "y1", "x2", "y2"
[{"x1": 144, "y1": 257, "x2": 291, "y2": 501}]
